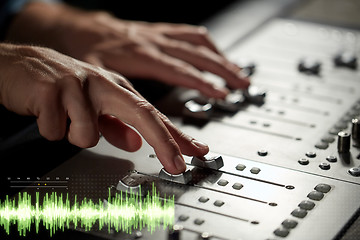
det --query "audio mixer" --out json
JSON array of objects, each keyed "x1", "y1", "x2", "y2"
[{"x1": 2, "y1": 0, "x2": 360, "y2": 240}]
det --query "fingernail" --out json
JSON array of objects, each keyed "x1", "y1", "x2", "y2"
[
  {"x1": 174, "y1": 155, "x2": 186, "y2": 172},
  {"x1": 191, "y1": 139, "x2": 208, "y2": 149}
]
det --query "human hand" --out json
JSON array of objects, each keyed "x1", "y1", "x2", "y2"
[
  {"x1": 0, "y1": 44, "x2": 209, "y2": 174},
  {"x1": 6, "y1": 2, "x2": 250, "y2": 99}
]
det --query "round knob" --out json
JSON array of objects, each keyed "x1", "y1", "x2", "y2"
[
  {"x1": 337, "y1": 131, "x2": 351, "y2": 153},
  {"x1": 168, "y1": 225, "x2": 183, "y2": 240},
  {"x1": 352, "y1": 118, "x2": 359, "y2": 141}
]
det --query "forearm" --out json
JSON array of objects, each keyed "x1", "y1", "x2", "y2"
[{"x1": 5, "y1": 1, "x2": 80, "y2": 53}]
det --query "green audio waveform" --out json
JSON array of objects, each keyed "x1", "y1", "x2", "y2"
[{"x1": 0, "y1": 185, "x2": 174, "y2": 236}]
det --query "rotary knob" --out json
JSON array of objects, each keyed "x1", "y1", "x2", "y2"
[
  {"x1": 352, "y1": 118, "x2": 359, "y2": 142},
  {"x1": 337, "y1": 131, "x2": 351, "y2": 153},
  {"x1": 168, "y1": 225, "x2": 183, "y2": 240}
]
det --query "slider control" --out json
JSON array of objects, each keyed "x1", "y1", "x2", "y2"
[
  {"x1": 159, "y1": 168, "x2": 192, "y2": 184},
  {"x1": 183, "y1": 100, "x2": 213, "y2": 120},
  {"x1": 116, "y1": 174, "x2": 142, "y2": 194},
  {"x1": 191, "y1": 155, "x2": 224, "y2": 170}
]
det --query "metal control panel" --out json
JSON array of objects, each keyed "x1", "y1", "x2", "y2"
[{"x1": 56, "y1": 17, "x2": 360, "y2": 240}]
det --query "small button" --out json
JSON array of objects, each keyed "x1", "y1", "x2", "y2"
[
  {"x1": 217, "y1": 179, "x2": 229, "y2": 186},
  {"x1": 298, "y1": 158, "x2": 309, "y2": 165},
  {"x1": 274, "y1": 228, "x2": 290, "y2": 237},
  {"x1": 232, "y1": 183, "x2": 243, "y2": 190},
  {"x1": 314, "y1": 184, "x2": 331, "y2": 193},
  {"x1": 306, "y1": 151, "x2": 316, "y2": 158},
  {"x1": 178, "y1": 215, "x2": 189, "y2": 221},
  {"x1": 326, "y1": 156, "x2": 337, "y2": 162},
  {"x1": 236, "y1": 164, "x2": 246, "y2": 171},
  {"x1": 291, "y1": 208, "x2": 308, "y2": 218},
  {"x1": 307, "y1": 191, "x2": 324, "y2": 201},
  {"x1": 214, "y1": 200, "x2": 225, "y2": 207},
  {"x1": 194, "y1": 219, "x2": 205, "y2": 225},
  {"x1": 315, "y1": 142, "x2": 329, "y2": 149},
  {"x1": 319, "y1": 162, "x2": 330, "y2": 170},
  {"x1": 281, "y1": 219, "x2": 298, "y2": 229},
  {"x1": 298, "y1": 200, "x2": 315, "y2": 210},
  {"x1": 258, "y1": 150, "x2": 268, "y2": 156},
  {"x1": 349, "y1": 167, "x2": 360, "y2": 177},
  {"x1": 321, "y1": 135, "x2": 335, "y2": 143},
  {"x1": 250, "y1": 167, "x2": 261, "y2": 174},
  {"x1": 199, "y1": 232, "x2": 212, "y2": 240},
  {"x1": 198, "y1": 196, "x2": 209, "y2": 203}
]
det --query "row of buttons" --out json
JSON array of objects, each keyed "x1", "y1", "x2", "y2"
[
  {"x1": 217, "y1": 179, "x2": 244, "y2": 190},
  {"x1": 273, "y1": 184, "x2": 331, "y2": 238},
  {"x1": 198, "y1": 196, "x2": 225, "y2": 207},
  {"x1": 235, "y1": 164, "x2": 261, "y2": 174},
  {"x1": 298, "y1": 152, "x2": 335, "y2": 170},
  {"x1": 298, "y1": 150, "x2": 360, "y2": 176}
]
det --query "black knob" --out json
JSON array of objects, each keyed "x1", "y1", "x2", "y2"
[
  {"x1": 168, "y1": 225, "x2": 183, "y2": 240},
  {"x1": 334, "y1": 52, "x2": 357, "y2": 70},
  {"x1": 352, "y1": 118, "x2": 359, "y2": 142},
  {"x1": 298, "y1": 59, "x2": 321, "y2": 75},
  {"x1": 337, "y1": 131, "x2": 351, "y2": 153}
]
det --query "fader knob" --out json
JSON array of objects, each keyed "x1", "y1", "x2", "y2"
[
  {"x1": 334, "y1": 52, "x2": 357, "y2": 69},
  {"x1": 352, "y1": 118, "x2": 359, "y2": 142},
  {"x1": 168, "y1": 225, "x2": 183, "y2": 240},
  {"x1": 298, "y1": 59, "x2": 321, "y2": 75},
  {"x1": 337, "y1": 131, "x2": 351, "y2": 153}
]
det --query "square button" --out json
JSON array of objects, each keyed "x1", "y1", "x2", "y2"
[{"x1": 198, "y1": 196, "x2": 209, "y2": 203}]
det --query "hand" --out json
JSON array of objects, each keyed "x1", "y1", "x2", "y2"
[
  {"x1": 6, "y1": 2, "x2": 250, "y2": 99},
  {"x1": 0, "y1": 44, "x2": 209, "y2": 174}
]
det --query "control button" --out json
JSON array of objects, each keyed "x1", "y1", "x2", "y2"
[
  {"x1": 232, "y1": 183, "x2": 243, "y2": 190},
  {"x1": 326, "y1": 156, "x2": 337, "y2": 162},
  {"x1": 337, "y1": 131, "x2": 351, "y2": 153},
  {"x1": 213, "y1": 200, "x2": 225, "y2": 207},
  {"x1": 191, "y1": 155, "x2": 224, "y2": 170},
  {"x1": 307, "y1": 191, "x2": 324, "y2": 201},
  {"x1": 194, "y1": 219, "x2": 205, "y2": 225},
  {"x1": 319, "y1": 162, "x2": 331, "y2": 170},
  {"x1": 298, "y1": 200, "x2": 315, "y2": 210},
  {"x1": 352, "y1": 118, "x2": 359, "y2": 142},
  {"x1": 258, "y1": 149, "x2": 268, "y2": 156},
  {"x1": 306, "y1": 151, "x2": 316, "y2": 158},
  {"x1": 334, "y1": 52, "x2": 357, "y2": 69},
  {"x1": 291, "y1": 208, "x2": 308, "y2": 218},
  {"x1": 199, "y1": 232, "x2": 212, "y2": 240},
  {"x1": 281, "y1": 219, "x2": 298, "y2": 229},
  {"x1": 178, "y1": 215, "x2": 189, "y2": 221},
  {"x1": 298, "y1": 58, "x2": 321, "y2": 75},
  {"x1": 236, "y1": 164, "x2": 246, "y2": 171},
  {"x1": 315, "y1": 142, "x2": 329, "y2": 149},
  {"x1": 183, "y1": 100, "x2": 213, "y2": 120},
  {"x1": 217, "y1": 179, "x2": 229, "y2": 186},
  {"x1": 198, "y1": 196, "x2": 209, "y2": 203},
  {"x1": 159, "y1": 168, "x2": 192, "y2": 184},
  {"x1": 315, "y1": 183, "x2": 331, "y2": 193},
  {"x1": 298, "y1": 158, "x2": 309, "y2": 165},
  {"x1": 274, "y1": 228, "x2": 290, "y2": 237},
  {"x1": 168, "y1": 224, "x2": 183, "y2": 240},
  {"x1": 250, "y1": 167, "x2": 261, "y2": 174},
  {"x1": 348, "y1": 167, "x2": 360, "y2": 177}
]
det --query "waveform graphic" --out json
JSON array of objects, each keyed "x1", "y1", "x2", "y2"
[{"x1": 0, "y1": 186, "x2": 174, "y2": 236}]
